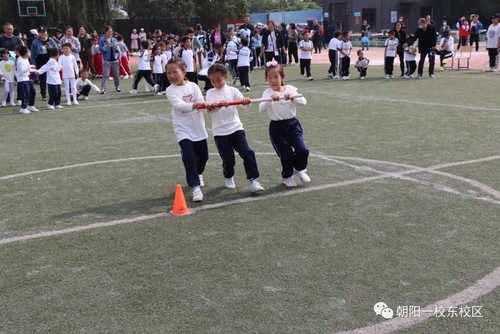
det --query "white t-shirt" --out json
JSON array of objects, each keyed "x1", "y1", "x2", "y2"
[
  {"x1": 180, "y1": 48, "x2": 194, "y2": 72},
  {"x1": 405, "y1": 44, "x2": 417, "y2": 61},
  {"x1": 385, "y1": 38, "x2": 399, "y2": 57},
  {"x1": 328, "y1": 37, "x2": 340, "y2": 51},
  {"x1": 299, "y1": 40, "x2": 313, "y2": 59},
  {"x1": 37, "y1": 58, "x2": 61, "y2": 85},
  {"x1": 237, "y1": 46, "x2": 252, "y2": 67},
  {"x1": 225, "y1": 41, "x2": 239, "y2": 61},
  {"x1": 439, "y1": 36, "x2": 454, "y2": 53},
  {"x1": 58, "y1": 54, "x2": 79, "y2": 79},
  {"x1": 486, "y1": 23, "x2": 500, "y2": 48},
  {"x1": 338, "y1": 40, "x2": 352, "y2": 58},
  {"x1": 152, "y1": 54, "x2": 163, "y2": 73},
  {"x1": 138, "y1": 49, "x2": 151, "y2": 70},
  {"x1": 0, "y1": 59, "x2": 16, "y2": 82},
  {"x1": 16, "y1": 57, "x2": 34, "y2": 82},
  {"x1": 166, "y1": 81, "x2": 207, "y2": 142},
  {"x1": 206, "y1": 84, "x2": 246, "y2": 136},
  {"x1": 259, "y1": 85, "x2": 307, "y2": 121}
]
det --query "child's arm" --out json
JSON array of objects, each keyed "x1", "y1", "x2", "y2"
[
  {"x1": 73, "y1": 57, "x2": 79, "y2": 77},
  {"x1": 286, "y1": 86, "x2": 307, "y2": 106},
  {"x1": 166, "y1": 85, "x2": 206, "y2": 113}
]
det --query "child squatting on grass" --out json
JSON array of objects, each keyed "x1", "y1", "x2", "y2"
[{"x1": 259, "y1": 61, "x2": 311, "y2": 188}]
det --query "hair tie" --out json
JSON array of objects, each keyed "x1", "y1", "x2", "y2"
[{"x1": 266, "y1": 59, "x2": 278, "y2": 67}]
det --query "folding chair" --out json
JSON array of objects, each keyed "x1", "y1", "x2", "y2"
[{"x1": 452, "y1": 45, "x2": 473, "y2": 70}]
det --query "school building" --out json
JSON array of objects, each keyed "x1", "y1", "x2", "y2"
[{"x1": 322, "y1": 0, "x2": 444, "y2": 33}]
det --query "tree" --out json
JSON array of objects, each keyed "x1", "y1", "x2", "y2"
[
  {"x1": 120, "y1": 0, "x2": 194, "y2": 20},
  {"x1": 248, "y1": 0, "x2": 319, "y2": 14},
  {"x1": 193, "y1": 0, "x2": 248, "y2": 26}
]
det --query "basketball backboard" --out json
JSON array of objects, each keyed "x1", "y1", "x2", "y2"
[{"x1": 18, "y1": 0, "x2": 46, "y2": 17}]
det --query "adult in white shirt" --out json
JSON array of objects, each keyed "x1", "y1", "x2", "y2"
[
  {"x1": 437, "y1": 30, "x2": 454, "y2": 69},
  {"x1": 486, "y1": 14, "x2": 500, "y2": 71}
]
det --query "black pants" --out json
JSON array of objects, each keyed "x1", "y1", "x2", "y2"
[
  {"x1": 38, "y1": 73, "x2": 47, "y2": 99},
  {"x1": 264, "y1": 51, "x2": 281, "y2": 64},
  {"x1": 77, "y1": 85, "x2": 91, "y2": 99},
  {"x1": 328, "y1": 49, "x2": 338, "y2": 75},
  {"x1": 469, "y1": 33, "x2": 479, "y2": 51},
  {"x1": 457, "y1": 36, "x2": 467, "y2": 50},
  {"x1": 153, "y1": 73, "x2": 165, "y2": 91},
  {"x1": 385, "y1": 56, "x2": 395, "y2": 75},
  {"x1": 396, "y1": 47, "x2": 405, "y2": 75},
  {"x1": 418, "y1": 50, "x2": 435, "y2": 76},
  {"x1": 288, "y1": 42, "x2": 298, "y2": 64},
  {"x1": 254, "y1": 47, "x2": 262, "y2": 67},
  {"x1": 487, "y1": 48, "x2": 498, "y2": 68},
  {"x1": 132, "y1": 70, "x2": 156, "y2": 89},
  {"x1": 214, "y1": 130, "x2": 259, "y2": 180},
  {"x1": 228, "y1": 59, "x2": 238, "y2": 79},
  {"x1": 238, "y1": 66, "x2": 250, "y2": 87},
  {"x1": 198, "y1": 74, "x2": 213, "y2": 92},
  {"x1": 438, "y1": 50, "x2": 453, "y2": 66},
  {"x1": 179, "y1": 139, "x2": 209, "y2": 188},
  {"x1": 313, "y1": 36, "x2": 320, "y2": 53},
  {"x1": 18, "y1": 81, "x2": 36, "y2": 109},
  {"x1": 340, "y1": 56, "x2": 350, "y2": 77},
  {"x1": 47, "y1": 84, "x2": 61, "y2": 106},
  {"x1": 405, "y1": 60, "x2": 416, "y2": 76},
  {"x1": 299, "y1": 59, "x2": 311, "y2": 77},
  {"x1": 269, "y1": 118, "x2": 309, "y2": 179},
  {"x1": 357, "y1": 67, "x2": 367, "y2": 77}
]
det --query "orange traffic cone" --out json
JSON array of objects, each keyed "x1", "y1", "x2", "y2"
[{"x1": 170, "y1": 184, "x2": 191, "y2": 216}]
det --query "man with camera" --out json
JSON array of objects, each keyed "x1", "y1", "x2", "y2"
[{"x1": 30, "y1": 26, "x2": 57, "y2": 101}]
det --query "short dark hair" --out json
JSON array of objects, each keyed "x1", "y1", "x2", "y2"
[
  {"x1": 18, "y1": 45, "x2": 29, "y2": 56},
  {"x1": 49, "y1": 47, "x2": 59, "y2": 57},
  {"x1": 341, "y1": 30, "x2": 350, "y2": 37},
  {"x1": 240, "y1": 37, "x2": 249, "y2": 46},
  {"x1": 181, "y1": 35, "x2": 190, "y2": 43},
  {"x1": 140, "y1": 40, "x2": 149, "y2": 49},
  {"x1": 61, "y1": 43, "x2": 72, "y2": 49}
]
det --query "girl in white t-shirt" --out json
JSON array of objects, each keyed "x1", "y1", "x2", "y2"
[
  {"x1": 327, "y1": 31, "x2": 341, "y2": 78},
  {"x1": 384, "y1": 30, "x2": 399, "y2": 79},
  {"x1": 403, "y1": 35, "x2": 417, "y2": 78},
  {"x1": 259, "y1": 63, "x2": 310, "y2": 188},
  {"x1": 205, "y1": 63, "x2": 264, "y2": 192},
  {"x1": 165, "y1": 58, "x2": 209, "y2": 202},
  {"x1": 486, "y1": 14, "x2": 500, "y2": 71}
]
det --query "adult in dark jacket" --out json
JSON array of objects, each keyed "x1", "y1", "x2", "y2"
[
  {"x1": 393, "y1": 21, "x2": 407, "y2": 76},
  {"x1": 260, "y1": 20, "x2": 284, "y2": 64},
  {"x1": 414, "y1": 18, "x2": 437, "y2": 78},
  {"x1": 30, "y1": 26, "x2": 57, "y2": 101},
  {"x1": 209, "y1": 23, "x2": 226, "y2": 51}
]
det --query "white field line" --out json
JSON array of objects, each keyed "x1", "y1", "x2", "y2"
[
  {"x1": 300, "y1": 88, "x2": 500, "y2": 112},
  {"x1": 335, "y1": 266, "x2": 500, "y2": 334}
]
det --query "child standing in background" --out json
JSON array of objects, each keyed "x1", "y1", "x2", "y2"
[
  {"x1": 165, "y1": 58, "x2": 208, "y2": 202},
  {"x1": 338, "y1": 30, "x2": 352, "y2": 80},
  {"x1": 15, "y1": 46, "x2": 38, "y2": 114},
  {"x1": 224, "y1": 34, "x2": 239, "y2": 85},
  {"x1": 198, "y1": 43, "x2": 222, "y2": 93},
  {"x1": 206, "y1": 63, "x2": 264, "y2": 192},
  {"x1": 299, "y1": 32, "x2": 314, "y2": 80},
  {"x1": 92, "y1": 37, "x2": 103, "y2": 78},
  {"x1": 403, "y1": 35, "x2": 417, "y2": 78},
  {"x1": 130, "y1": 40, "x2": 159, "y2": 94},
  {"x1": 252, "y1": 30, "x2": 262, "y2": 68},
  {"x1": 327, "y1": 31, "x2": 341, "y2": 78},
  {"x1": 259, "y1": 63, "x2": 310, "y2": 187},
  {"x1": 384, "y1": 30, "x2": 398, "y2": 79},
  {"x1": 0, "y1": 49, "x2": 17, "y2": 107},
  {"x1": 179, "y1": 35, "x2": 197, "y2": 84},
  {"x1": 237, "y1": 37, "x2": 252, "y2": 91},
  {"x1": 354, "y1": 49, "x2": 370, "y2": 79},
  {"x1": 59, "y1": 43, "x2": 80, "y2": 105},
  {"x1": 36, "y1": 47, "x2": 63, "y2": 110},
  {"x1": 151, "y1": 44, "x2": 165, "y2": 95},
  {"x1": 116, "y1": 35, "x2": 131, "y2": 79}
]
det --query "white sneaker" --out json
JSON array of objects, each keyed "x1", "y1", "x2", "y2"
[
  {"x1": 294, "y1": 169, "x2": 311, "y2": 183},
  {"x1": 403, "y1": 75, "x2": 410, "y2": 79},
  {"x1": 192, "y1": 186, "x2": 203, "y2": 202},
  {"x1": 47, "y1": 104, "x2": 55, "y2": 110},
  {"x1": 307, "y1": 76, "x2": 314, "y2": 81},
  {"x1": 123, "y1": 74, "x2": 129, "y2": 79},
  {"x1": 333, "y1": 75, "x2": 340, "y2": 79},
  {"x1": 299, "y1": 75, "x2": 305, "y2": 79},
  {"x1": 1, "y1": 102, "x2": 6, "y2": 107},
  {"x1": 360, "y1": 76, "x2": 365, "y2": 80},
  {"x1": 55, "y1": 105, "x2": 64, "y2": 109},
  {"x1": 83, "y1": 96, "x2": 89, "y2": 100},
  {"x1": 130, "y1": 89, "x2": 137, "y2": 94},
  {"x1": 27, "y1": 105, "x2": 39, "y2": 112},
  {"x1": 389, "y1": 75, "x2": 394, "y2": 79},
  {"x1": 249, "y1": 179, "x2": 264, "y2": 192},
  {"x1": 67, "y1": 101, "x2": 72, "y2": 106},
  {"x1": 153, "y1": 84, "x2": 160, "y2": 94},
  {"x1": 245, "y1": 86, "x2": 251, "y2": 91},
  {"x1": 326, "y1": 73, "x2": 333, "y2": 78},
  {"x1": 73, "y1": 100, "x2": 79, "y2": 105},
  {"x1": 345, "y1": 76, "x2": 350, "y2": 80},
  {"x1": 19, "y1": 108, "x2": 30, "y2": 114},
  {"x1": 429, "y1": 74, "x2": 435, "y2": 78},
  {"x1": 225, "y1": 177, "x2": 236, "y2": 189},
  {"x1": 198, "y1": 174, "x2": 205, "y2": 187},
  {"x1": 385, "y1": 74, "x2": 390, "y2": 79},
  {"x1": 10, "y1": 102, "x2": 16, "y2": 106},
  {"x1": 17, "y1": 100, "x2": 22, "y2": 106},
  {"x1": 282, "y1": 176, "x2": 297, "y2": 187}
]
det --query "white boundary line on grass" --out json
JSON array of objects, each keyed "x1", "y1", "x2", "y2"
[{"x1": 0, "y1": 154, "x2": 499, "y2": 334}]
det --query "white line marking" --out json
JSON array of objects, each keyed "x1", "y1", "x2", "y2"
[{"x1": 335, "y1": 266, "x2": 500, "y2": 334}]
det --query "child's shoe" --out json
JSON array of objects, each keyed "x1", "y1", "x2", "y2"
[
  {"x1": 27, "y1": 105, "x2": 39, "y2": 112},
  {"x1": 282, "y1": 176, "x2": 297, "y2": 187},
  {"x1": 47, "y1": 104, "x2": 55, "y2": 110},
  {"x1": 192, "y1": 186, "x2": 203, "y2": 202},
  {"x1": 55, "y1": 105, "x2": 64, "y2": 109},
  {"x1": 249, "y1": 179, "x2": 264, "y2": 192},
  {"x1": 225, "y1": 177, "x2": 236, "y2": 189},
  {"x1": 19, "y1": 108, "x2": 30, "y2": 114},
  {"x1": 294, "y1": 169, "x2": 311, "y2": 183}
]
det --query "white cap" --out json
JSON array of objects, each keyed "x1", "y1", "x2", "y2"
[{"x1": 30, "y1": 29, "x2": 38, "y2": 35}]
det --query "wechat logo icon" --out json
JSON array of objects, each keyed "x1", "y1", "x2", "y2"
[{"x1": 374, "y1": 302, "x2": 394, "y2": 319}]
